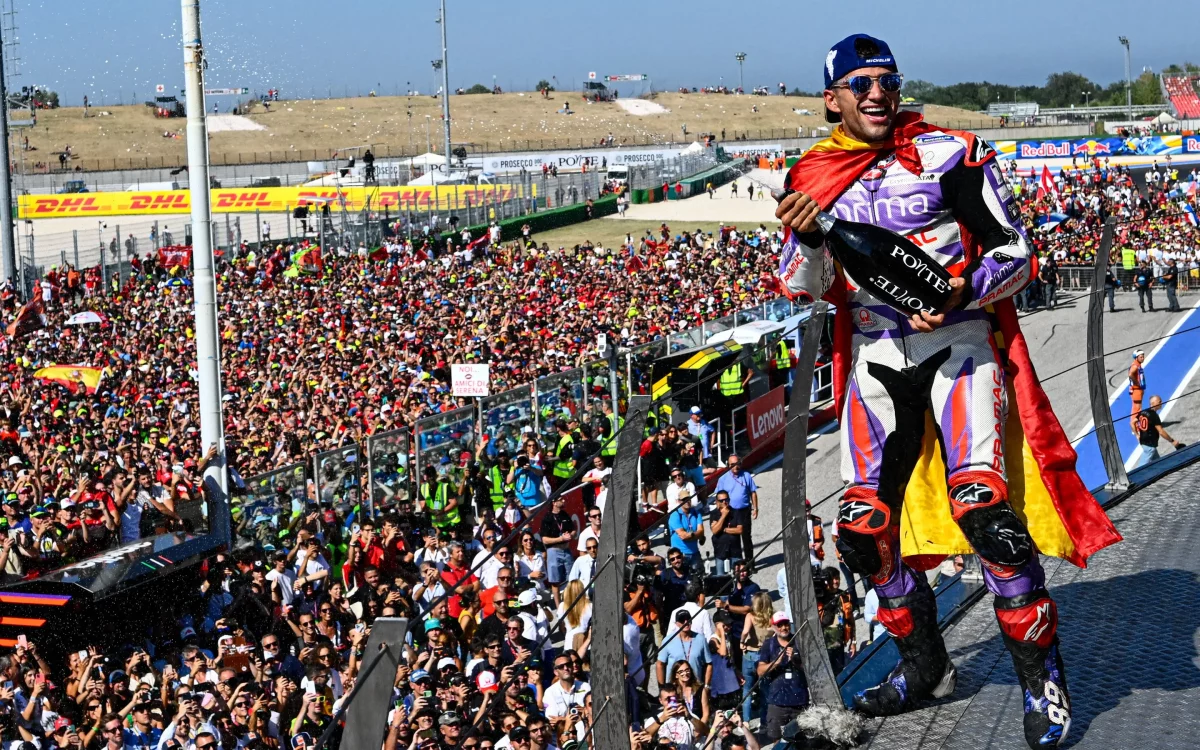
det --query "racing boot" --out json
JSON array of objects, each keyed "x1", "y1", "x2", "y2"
[
  {"x1": 853, "y1": 583, "x2": 957, "y2": 716},
  {"x1": 995, "y1": 592, "x2": 1071, "y2": 749}
]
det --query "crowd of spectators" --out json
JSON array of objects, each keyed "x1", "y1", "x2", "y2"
[
  {"x1": 0, "y1": 219, "x2": 808, "y2": 750},
  {"x1": 1000, "y1": 157, "x2": 1200, "y2": 309},
  {"x1": 5, "y1": 145, "x2": 1199, "y2": 749}
]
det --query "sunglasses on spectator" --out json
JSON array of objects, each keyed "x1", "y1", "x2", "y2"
[
  {"x1": 554, "y1": 662, "x2": 571, "y2": 670},
  {"x1": 588, "y1": 512, "x2": 601, "y2": 518},
  {"x1": 485, "y1": 643, "x2": 502, "y2": 649},
  {"x1": 831, "y1": 73, "x2": 904, "y2": 96},
  {"x1": 300, "y1": 619, "x2": 315, "y2": 627},
  {"x1": 234, "y1": 700, "x2": 252, "y2": 708},
  {"x1": 507, "y1": 626, "x2": 523, "y2": 632},
  {"x1": 103, "y1": 725, "x2": 122, "y2": 734},
  {"x1": 196, "y1": 743, "x2": 218, "y2": 750}
]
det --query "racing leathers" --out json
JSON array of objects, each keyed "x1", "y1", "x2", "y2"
[{"x1": 778, "y1": 130, "x2": 1071, "y2": 748}]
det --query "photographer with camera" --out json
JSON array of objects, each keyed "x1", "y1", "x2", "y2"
[{"x1": 624, "y1": 544, "x2": 662, "y2": 680}]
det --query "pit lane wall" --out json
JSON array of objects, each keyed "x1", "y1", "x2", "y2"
[{"x1": 17, "y1": 184, "x2": 530, "y2": 219}]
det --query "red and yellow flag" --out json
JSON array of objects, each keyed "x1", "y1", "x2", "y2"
[{"x1": 33, "y1": 365, "x2": 106, "y2": 395}]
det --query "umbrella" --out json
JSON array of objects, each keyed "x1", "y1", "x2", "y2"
[{"x1": 65, "y1": 311, "x2": 108, "y2": 326}]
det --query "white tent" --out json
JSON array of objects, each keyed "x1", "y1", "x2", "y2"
[
  {"x1": 406, "y1": 152, "x2": 447, "y2": 168},
  {"x1": 1150, "y1": 111, "x2": 1178, "y2": 125},
  {"x1": 682, "y1": 141, "x2": 706, "y2": 155}
]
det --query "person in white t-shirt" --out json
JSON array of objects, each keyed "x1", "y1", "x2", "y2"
[
  {"x1": 576, "y1": 508, "x2": 603, "y2": 554},
  {"x1": 542, "y1": 654, "x2": 590, "y2": 734},
  {"x1": 665, "y1": 472, "x2": 697, "y2": 514},
  {"x1": 266, "y1": 552, "x2": 297, "y2": 607},
  {"x1": 581, "y1": 457, "x2": 612, "y2": 516}
]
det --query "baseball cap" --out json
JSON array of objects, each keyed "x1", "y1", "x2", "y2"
[
  {"x1": 475, "y1": 670, "x2": 499, "y2": 694},
  {"x1": 516, "y1": 588, "x2": 538, "y2": 607},
  {"x1": 674, "y1": 610, "x2": 692, "y2": 624},
  {"x1": 689, "y1": 406, "x2": 702, "y2": 415},
  {"x1": 410, "y1": 669, "x2": 431, "y2": 684},
  {"x1": 771, "y1": 611, "x2": 792, "y2": 625},
  {"x1": 1133, "y1": 350, "x2": 1145, "y2": 359},
  {"x1": 423, "y1": 618, "x2": 442, "y2": 633},
  {"x1": 53, "y1": 717, "x2": 73, "y2": 733},
  {"x1": 437, "y1": 657, "x2": 458, "y2": 671},
  {"x1": 508, "y1": 726, "x2": 531, "y2": 742},
  {"x1": 823, "y1": 33, "x2": 899, "y2": 121},
  {"x1": 438, "y1": 710, "x2": 464, "y2": 727}
]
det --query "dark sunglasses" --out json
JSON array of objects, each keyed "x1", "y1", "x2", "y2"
[{"x1": 832, "y1": 72, "x2": 904, "y2": 96}]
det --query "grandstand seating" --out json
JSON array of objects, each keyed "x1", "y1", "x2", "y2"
[{"x1": 1163, "y1": 75, "x2": 1200, "y2": 119}]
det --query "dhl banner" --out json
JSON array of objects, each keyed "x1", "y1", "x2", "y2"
[{"x1": 19, "y1": 184, "x2": 528, "y2": 219}]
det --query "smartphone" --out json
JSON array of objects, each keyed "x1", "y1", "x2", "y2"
[
  {"x1": 2, "y1": 681, "x2": 12, "y2": 690},
  {"x1": 76, "y1": 650, "x2": 89, "y2": 662},
  {"x1": 16, "y1": 635, "x2": 26, "y2": 649},
  {"x1": 305, "y1": 683, "x2": 317, "y2": 696}
]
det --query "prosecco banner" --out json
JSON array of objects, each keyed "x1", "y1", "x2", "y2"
[{"x1": 18, "y1": 184, "x2": 527, "y2": 219}]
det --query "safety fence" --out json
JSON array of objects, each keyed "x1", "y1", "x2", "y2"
[
  {"x1": 233, "y1": 297, "x2": 815, "y2": 550},
  {"x1": 1054, "y1": 264, "x2": 1200, "y2": 292}
]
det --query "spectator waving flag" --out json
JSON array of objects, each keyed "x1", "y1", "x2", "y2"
[
  {"x1": 1186, "y1": 203, "x2": 1199, "y2": 227},
  {"x1": 5, "y1": 296, "x2": 46, "y2": 338},
  {"x1": 1036, "y1": 165, "x2": 1059, "y2": 202},
  {"x1": 33, "y1": 365, "x2": 106, "y2": 394}
]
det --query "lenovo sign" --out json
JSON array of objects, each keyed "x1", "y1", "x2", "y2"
[{"x1": 746, "y1": 386, "x2": 787, "y2": 450}]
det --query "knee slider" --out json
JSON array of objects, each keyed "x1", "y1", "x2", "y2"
[
  {"x1": 955, "y1": 502, "x2": 1034, "y2": 569},
  {"x1": 994, "y1": 591, "x2": 1058, "y2": 649},
  {"x1": 836, "y1": 491, "x2": 896, "y2": 582}
]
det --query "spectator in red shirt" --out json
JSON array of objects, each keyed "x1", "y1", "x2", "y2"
[
  {"x1": 343, "y1": 518, "x2": 386, "y2": 588},
  {"x1": 440, "y1": 541, "x2": 479, "y2": 618}
]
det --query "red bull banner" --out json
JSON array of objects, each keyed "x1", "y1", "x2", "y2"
[
  {"x1": 1007, "y1": 135, "x2": 1181, "y2": 160},
  {"x1": 19, "y1": 184, "x2": 527, "y2": 219},
  {"x1": 1183, "y1": 136, "x2": 1200, "y2": 154},
  {"x1": 745, "y1": 386, "x2": 787, "y2": 450}
]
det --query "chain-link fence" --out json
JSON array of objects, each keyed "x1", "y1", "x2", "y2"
[{"x1": 628, "y1": 149, "x2": 719, "y2": 191}]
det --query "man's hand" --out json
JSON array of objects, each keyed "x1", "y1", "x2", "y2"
[
  {"x1": 909, "y1": 278, "x2": 967, "y2": 333},
  {"x1": 775, "y1": 190, "x2": 822, "y2": 234}
]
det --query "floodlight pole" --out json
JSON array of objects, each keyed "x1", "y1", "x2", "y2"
[
  {"x1": 181, "y1": 0, "x2": 230, "y2": 524},
  {"x1": 0, "y1": 26, "x2": 16, "y2": 291},
  {"x1": 438, "y1": 0, "x2": 452, "y2": 167},
  {"x1": 1119, "y1": 36, "x2": 1132, "y2": 121}
]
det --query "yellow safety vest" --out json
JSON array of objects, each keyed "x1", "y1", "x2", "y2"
[
  {"x1": 775, "y1": 340, "x2": 792, "y2": 370},
  {"x1": 488, "y1": 465, "x2": 511, "y2": 511},
  {"x1": 602, "y1": 414, "x2": 624, "y2": 456},
  {"x1": 553, "y1": 435, "x2": 575, "y2": 478},
  {"x1": 719, "y1": 363, "x2": 745, "y2": 396},
  {"x1": 423, "y1": 482, "x2": 459, "y2": 527}
]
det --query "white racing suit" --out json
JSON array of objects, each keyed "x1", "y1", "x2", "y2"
[{"x1": 779, "y1": 131, "x2": 1072, "y2": 747}]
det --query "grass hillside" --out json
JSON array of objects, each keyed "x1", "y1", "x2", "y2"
[{"x1": 21, "y1": 92, "x2": 998, "y2": 171}]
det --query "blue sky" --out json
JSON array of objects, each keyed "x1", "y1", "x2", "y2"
[{"x1": 12, "y1": 0, "x2": 1200, "y2": 105}]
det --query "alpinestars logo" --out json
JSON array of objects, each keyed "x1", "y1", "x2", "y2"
[
  {"x1": 838, "y1": 499, "x2": 876, "y2": 525},
  {"x1": 950, "y1": 482, "x2": 994, "y2": 506},
  {"x1": 825, "y1": 50, "x2": 838, "y2": 82},
  {"x1": 1025, "y1": 602, "x2": 1053, "y2": 642}
]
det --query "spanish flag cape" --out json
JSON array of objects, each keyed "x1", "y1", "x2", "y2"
[{"x1": 786, "y1": 112, "x2": 1121, "y2": 568}]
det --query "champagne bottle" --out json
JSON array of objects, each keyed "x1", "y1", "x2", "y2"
[{"x1": 812, "y1": 212, "x2": 954, "y2": 316}]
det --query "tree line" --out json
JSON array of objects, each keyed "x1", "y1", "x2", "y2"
[{"x1": 900, "y1": 65, "x2": 1200, "y2": 111}]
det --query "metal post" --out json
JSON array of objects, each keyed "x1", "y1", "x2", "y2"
[
  {"x1": 255, "y1": 209, "x2": 262, "y2": 250},
  {"x1": 182, "y1": 0, "x2": 231, "y2": 537},
  {"x1": 779, "y1": 301, "x2": 842, "y2": 707},
  {"x1": 1089, "y1": 217, "x2": 1129, "y2": 490},
  {"x1": 1119, "y1": 37, "x2": 1132, "y2": 122},
  {"x1": 439, "y1": 0, "x2": 452, "y2": 167},
  {"x1": 72, "y1": 230, "x2": 79, "y2": 268},
  {"x1": 0, "y1": 23, "x2": 16, "y2": 290},
  {"x1": 590, "y1": 395, "x2": 648, "y2": 748},
  {"x1": 115, "y1": 224, "x2": 122, "y2": 285},
  {"x1": 285, "y1": 204, "x2": 292, "y2": 242}
]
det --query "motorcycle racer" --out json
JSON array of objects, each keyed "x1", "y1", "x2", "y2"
[{"x1": 773, "y1": 34, "x2": 1119, "y2": 749}]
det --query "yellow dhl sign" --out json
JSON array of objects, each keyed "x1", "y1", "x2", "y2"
[{"x1": 19, "y1": 184, "x2": 528, "y2": 218}]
